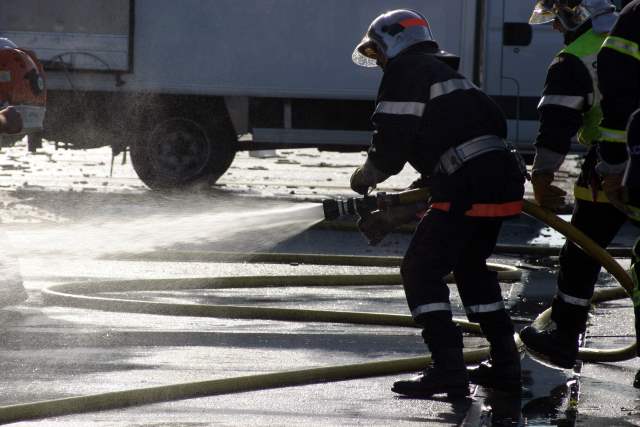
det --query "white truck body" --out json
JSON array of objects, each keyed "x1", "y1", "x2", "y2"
[
  {"x1": 2, "y1": 0, "x2": 479, "y2": 98},
  {"x1": 1, "y1": 0, "x2": 601, "y2": 188}
]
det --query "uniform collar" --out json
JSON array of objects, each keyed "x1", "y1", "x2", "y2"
[
  {"x1": 384, "y1": 42, "x2": 440, "y2": 70},
  {"x1": 397, "y1": 41, "x2": 440, "y2": 57}
]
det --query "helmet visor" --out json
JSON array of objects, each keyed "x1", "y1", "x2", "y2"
[
  {"x1": 529, "y1": 0, "x2": 557, "y2": 24},
  {"x1": 529, "y1": 0, "x2": 590, "y2": 30},
  {"x1": 352, "y1": 38, "x2": 379, "y2": 68},
  {"x1": 556, "y1": 5, "x2": 589, "y2": 30}
]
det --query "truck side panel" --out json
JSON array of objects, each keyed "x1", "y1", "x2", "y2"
[
  {"x1": 0, "y1": 0, "x2": 132, "y2": 72},
  {"x1": 3, "y1": 0, "x2": 475, "y2": 100},
  {"x1": 484, "y1": 0, "x2": 563, "y2": 146}
]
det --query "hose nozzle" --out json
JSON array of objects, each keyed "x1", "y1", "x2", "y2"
[
  {"x1": 322, "y1": 197, "x2": 377, "y2": 221},
  {"x1": 322, "y1": 188, "x2": 431, "y2": 221}
]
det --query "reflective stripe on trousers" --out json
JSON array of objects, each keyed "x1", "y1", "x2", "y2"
[
  {"x1": 464, "y1": 301, "x2": 505, "y2": 315},
  {"x1": 557, "y1": 290, "x2": 591, "y2": 307},
  {"x1": 411, "y1": 302, "x2": 451, "y2": 318}
]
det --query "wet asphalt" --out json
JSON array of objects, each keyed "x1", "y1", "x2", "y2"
[{"x1": 0, "y1": 140, "x2": 638, "y2": 426}]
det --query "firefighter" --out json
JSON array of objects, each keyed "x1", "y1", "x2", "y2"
[
  {"x1": 594, "y1": 0, "x2": 640, "y2": 387},
  {"x1": 0, "y1": 37, "x2": 46, "y2": 137},
  {"x1": 0, "y1": 106, "x2": 22, "y2": 134},
  {"x1": 350, "y1": 9, "x2": 526, "y2": 397},
  {"x1": 0, "y1": 39, "x2": 23, "y2": 135},
  {"x1": 629, "y1": 113, "x2": 640, "y2": 388},
  {"x1": 519, "y1": 0, "x2": 625, "y2": 369}
]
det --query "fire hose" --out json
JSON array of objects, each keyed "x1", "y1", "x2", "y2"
[{"x1": 0, "y1": 195, "x2": 635, "y2": 424}]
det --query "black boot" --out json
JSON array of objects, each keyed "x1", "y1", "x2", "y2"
[
  {"x1": 634, "y1": 370, "x2": 640, "y2": 389},
  {"x1": 520, "y1": 325, "x2": 579, "y2": 369},
  {"x1": 392, "y1": 348, "x2": 470, "y2": 399},
  {"x1": 468, "y1": 335, "x2": 521, "y2": 393}
]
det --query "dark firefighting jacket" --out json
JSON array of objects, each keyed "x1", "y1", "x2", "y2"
[
  {"x1": 598, "y1": 0, "x2": 640, "y2": 166},
  {"x1": 599, "y1": 0, "x2": 640, "y2": 217},
  {"x1": 365, "y1": 43, "x2": 525, "y2": 217}
]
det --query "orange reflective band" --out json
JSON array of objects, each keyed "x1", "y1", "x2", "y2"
[
  {"x1": 430, "y1": 201, "x2": 524, "y2": 217},
  {"x1": 399, "y1": 18, "x2": 428, "y2": 29},
  {"x1": 429, "y1": 203, "x2": 450, "y2": 212}
]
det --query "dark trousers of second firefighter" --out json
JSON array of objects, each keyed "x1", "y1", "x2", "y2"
[
  {"x1": 400, "y1": 209, "x2": 514, "y2": 356},
  {"x1": 551, "y1": 199, "x2": 628, "y2": 336},
  {"x1": 629, "y1": 108, "x2": 640, "y2": 355},
  {"x1": 632, "y1": 237, "x2": 640, "y2": 356}
]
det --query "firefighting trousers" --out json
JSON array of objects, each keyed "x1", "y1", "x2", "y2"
[
  {"x1": 629, "y1": 109, "x2": 640, "y2": 355},
  {"x1": 632, "y1": 237, "x2": 640, "y2": 356},
  {"x1": 552, "y1": 199, "x2": 628, "y2": 334},
  {"x1": 400, "y1": 209, "x2": 514, "y2": 350},
  {"x1": 626, "y1": 108, "x2": 640, "y2": 213}
]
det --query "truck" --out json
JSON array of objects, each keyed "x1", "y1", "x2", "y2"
[{"x1": 1, "y1": 0, "x2": 624, "y2": 189}]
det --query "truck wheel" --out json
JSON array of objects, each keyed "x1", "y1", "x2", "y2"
[{"x1": 131, "y1": 116, "x2": 236, "y2": 189}]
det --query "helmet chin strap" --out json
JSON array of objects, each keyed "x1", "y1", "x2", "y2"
[
  {"x1": 556, "y1": 9, "x2": 586, "y2": 32},
  {"x1": 375, "y1": 51, "x2": 388, "y2": 69}
]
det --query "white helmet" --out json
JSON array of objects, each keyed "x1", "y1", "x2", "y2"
[
  {"x1": 583, "y1": 0, "x2": 617, "y2": 33},
  {"x1": 352, "y1": 9, "x2": 435, "y2": 67}
]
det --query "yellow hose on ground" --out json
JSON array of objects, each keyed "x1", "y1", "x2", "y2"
[
  {"x1": 0, "y1": 352, "x2": 492, "y2": 425},
  {"x1": 0, "y1": 199, "x2": 634, "y2": 424}
]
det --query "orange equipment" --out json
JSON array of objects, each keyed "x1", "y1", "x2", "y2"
[{"x1": 0, "y1": 46, "x2": 46, "y2": 134}]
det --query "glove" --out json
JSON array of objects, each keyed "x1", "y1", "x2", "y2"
[
  {"x1": 0, "y1": 107, "x2": 23, "y2": 135},
  {"x1": 531, "y1": 172, "x2": 566, "y2": 211},
  {"x1": 601, "y1": 174, "x2": 630, "y2": 216},
  {"x1": 357, "y1": 204, "x2": 420, "y2": 246},
  {"x1": 350, "y1": 159, "x2": 391, "y2": 195},
  {"x1": 350, "y1": 166, "x2": 373, "y2": 195}
]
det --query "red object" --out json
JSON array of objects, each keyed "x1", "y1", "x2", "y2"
[{"x1": 0, "y1": 47, "x2": 46, "y2": 108}]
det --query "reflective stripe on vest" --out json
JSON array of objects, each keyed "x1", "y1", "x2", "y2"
[
  {"x1": 429, "y1": 78, "x2": 476, "y2": 100},
  {"x1": 559, "y1": 29, "x2": 608, "y2": 146},
  {"x1": 602, "y1": 35, "x2": 640, "y2": 62},
  {"x1": 598, "y1": 126, "x2": 628, "y2": 143},
  {"x1": 574, "y1": 184, "x2": 640, "y2": 215},
  {"x1": 430, "y1": 200, "x2": 523, "y2": 217},
  {"x1": 374, "y1": 101, "x2": 426, "y2": 117},
  {"x1": 574, "y1": 184, "x2": 609, "y2": 203}
]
